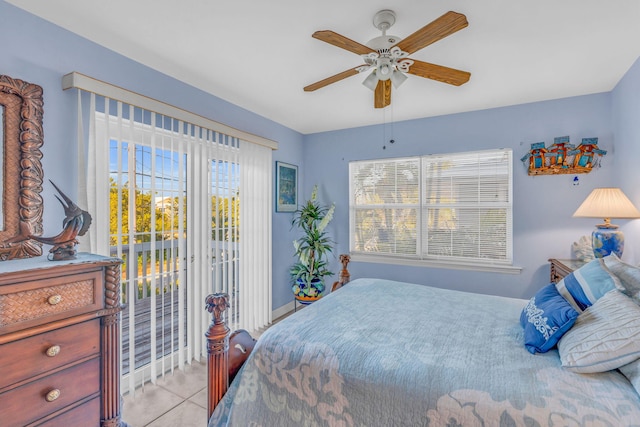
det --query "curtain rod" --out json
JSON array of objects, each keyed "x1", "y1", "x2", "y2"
[{"x1": 61, "y1": 71, "x2": 278, "y2": 150}]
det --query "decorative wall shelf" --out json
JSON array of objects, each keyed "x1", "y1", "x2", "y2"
[{"x1": 521, "y1": 136, "x2": 606, "y2": 176}]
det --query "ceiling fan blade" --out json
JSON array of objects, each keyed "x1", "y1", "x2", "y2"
[
  {"x1": 395, "y1": 11, "x2": 468, "y2": 55},
  {"x1": 304, "y1": 66, "x2": 367, "y2": 92},
  {"x1": 374, "y1": 79, "x2": 392, "y2": 108},
  {"x1": 312, "y1": 30, "x2": 377, "y2": 55},
  {"x1": 407, "y1": 59, "x2": 470, "y2": 86}
]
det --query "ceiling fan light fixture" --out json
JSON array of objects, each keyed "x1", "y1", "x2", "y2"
[
  {"x1": 305, "y1": 10, "x2": 471, "y2": 107},
  {"x1": 390, "y1": 70, "x2": 408, "y2": 88},
  {"x1": 396, "y1": 59, "x2": 414, "y2": 73},
  {"x1": 362, "y1": 70, "x2": 379, "y2": 91},
  {"x1": 389, "y1": 46, "x2": 408, "y2": 60},
  {"x1": 376, "y1": 59, "x2": 393, "y2": 81}
]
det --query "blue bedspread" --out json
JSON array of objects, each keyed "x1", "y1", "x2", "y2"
[{"x1": 209, "y1": 278, "x2": 640, "y2": 426}]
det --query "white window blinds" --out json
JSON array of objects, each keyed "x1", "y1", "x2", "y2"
[
  {"x1": 422, "y1": 150, "x2": 512, "y2": 262},
  {"x1": 350, "y1": 149, "x2": 513, "y2": 268},
  {"x1": 66, "y1": 73, "x2": 274, "y2": 394},
  {"x1": 350, "y1": 158, "x2": 420, "y2": 256}
]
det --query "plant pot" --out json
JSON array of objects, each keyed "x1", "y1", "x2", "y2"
[{"x1": 292, "y1": 277, "x2": 325, "y2": 304}]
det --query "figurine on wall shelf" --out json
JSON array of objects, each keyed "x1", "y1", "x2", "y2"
[
  {"x1": 8, "y1": 181, "x2": 92, "y2": 261},
  {"x1": 520, "y1": 136, "x2": 606, "y2": 176}
]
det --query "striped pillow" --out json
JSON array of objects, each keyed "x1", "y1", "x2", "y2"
[
  {"x1": 602, "y1": 253, "x2": 640, "y2": 304},
  {"x1": 555, "y1": 256, "x2": 621, "y2": 312}
]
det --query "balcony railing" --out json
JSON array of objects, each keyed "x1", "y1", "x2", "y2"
[{"x1": 113, "y1": 241, "x2": 238, "y2": 388}]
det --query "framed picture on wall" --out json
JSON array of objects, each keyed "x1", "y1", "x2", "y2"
[{"x1": 276, "y1": 161, "x2": 298, "y2": 212}]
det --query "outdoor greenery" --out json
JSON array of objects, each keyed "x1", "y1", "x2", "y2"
[
  {"x1": 109, "y1": 178, "x2": 239, "y2": 301},
  {"x1": 109, "y1": 178, "x2": 239, "y2": 246}
]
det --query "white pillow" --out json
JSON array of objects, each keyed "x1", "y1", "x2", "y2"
[
  {"x1": 557, "y1": 290, "x2": 640, "y2": 373},
  {"x1": 619, "y1": 358, "x2": 640, "y2": 395}
]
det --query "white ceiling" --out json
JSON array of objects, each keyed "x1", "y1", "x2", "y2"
[{"x1": 8, "y1": 0, "x2": 640, "y2": 135}]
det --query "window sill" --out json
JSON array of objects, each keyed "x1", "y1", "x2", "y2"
[{"x1": 350, "y1": 253, "x2": 523, "y2": 274}]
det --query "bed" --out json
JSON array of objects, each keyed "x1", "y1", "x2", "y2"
[{"x1": 205, "y1": 261, "x2": 640, "y2": 426}]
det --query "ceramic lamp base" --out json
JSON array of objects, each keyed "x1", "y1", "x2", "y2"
[{"x1": 592, "y1": 227, "x2": 624, "y2": 258}]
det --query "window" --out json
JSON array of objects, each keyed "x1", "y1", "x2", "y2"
[
  {"x1": 349, "y1": 149, "x2": 514, "y2": 271},
  {"x1": 70, "y1": 77, "x2": 274, "y2": 394},
  {"x1": 98, "y1": 109, "x2": 253, "y2": 392}
]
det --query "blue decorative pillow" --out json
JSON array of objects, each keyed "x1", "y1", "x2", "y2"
[
  {"x1": 520, "y1": 283, "x2": 579, "y2": 354},
  {"x1": 555, "y1": 256, "x2": 621, "y2": 312}
]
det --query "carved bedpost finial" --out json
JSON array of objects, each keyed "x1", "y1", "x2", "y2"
[
  {"x1": 205, "y1": 293, "x2": 230, "y2": 325},
  {"x1": 205, "y1": 292, "x2": 231, "y2": 418}
]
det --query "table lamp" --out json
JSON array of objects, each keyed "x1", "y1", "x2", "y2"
[{"x1": 573, "y1": 187, "x2": 640, "y2": 258}]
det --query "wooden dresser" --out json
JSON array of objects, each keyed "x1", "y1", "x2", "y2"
[{"x1": 0, "y1": 253, "x2": 126, "y2": 427}]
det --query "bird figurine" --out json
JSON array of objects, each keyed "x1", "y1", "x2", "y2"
[{"x1": 31, "y1": 180, "x2": 92, "y2": 261}]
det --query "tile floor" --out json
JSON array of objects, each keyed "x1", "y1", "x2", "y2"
[
  {"x1": 122, "y1": 311, "x2": 292, "y2": 426},
  {"x1": 122, "y1": 360, "x2": 210, "y2": 427}
]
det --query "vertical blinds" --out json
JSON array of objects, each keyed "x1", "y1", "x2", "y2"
[
  {"x1": 350, "y1": 149, "x2": 513, "y2": 265},
  {"x1": 71, "y1": 78, "x2": 273, "y2": 394}
]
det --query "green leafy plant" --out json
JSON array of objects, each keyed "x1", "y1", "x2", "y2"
[{"x1": 290, "y1": 185, "x2": 335, "y2": 290}]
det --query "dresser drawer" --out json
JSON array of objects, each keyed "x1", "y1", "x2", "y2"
[
  {"x1": 0, "y1": 319, "x2": 100, "y2": 390},
  {"x1": 0, "y1": 270, "x2": 104, "y2": 333},
  {"x1": 33, "y1": 396, "x2": 100, "y2": 427},
  {"x1": 0, "y1": 357, "x2": 100, "y2": 427}
]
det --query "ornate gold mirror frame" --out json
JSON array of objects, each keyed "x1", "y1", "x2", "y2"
[{"x1": 0, "y1": 75, "x2": 44, "y2": 260}]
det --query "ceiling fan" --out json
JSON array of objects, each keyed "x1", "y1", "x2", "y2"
[{"x1": 304, "y1": 10, "x2": 471, "y2": 108}]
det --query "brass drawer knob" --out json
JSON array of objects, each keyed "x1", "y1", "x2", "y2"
[
  {"x1": 46, "y1": 345, "x2": 61, "y2": 357},
  {"x1": 45, "y1": 389, "x2": 61, "y2": 402},
  {"x1": 47, "y1": 295, "x2": 62, "y2": 305}
]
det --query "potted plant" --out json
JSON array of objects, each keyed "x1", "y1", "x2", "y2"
[{"x1": 290, "y1": 185, "x2": 335, "y2": 304}]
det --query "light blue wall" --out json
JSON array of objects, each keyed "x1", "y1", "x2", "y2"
[
  {"x1": 611, "y1": 56, "x2": 640, "y2": 262},
  {"x1": 3, "y1": 0, "x2": 640, "y2": 306},
  {"x1": 303, "y1": 94, "x2": 616, "y2": 299},
  {"x1": 1, "y1": 1, "x2": 301, "y2": 310}
]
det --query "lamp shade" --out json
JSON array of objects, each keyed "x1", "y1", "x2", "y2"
[
  {"x1": 573, "y1": 188, "x2": 640, "y2": 222},
  {"x1": 362, "y1": 71, "x2": 378, "y2": 91},
  {"x1": 573, "y1": 188, "x2": 640, "y2": 258},
  {"x1": 390, "y1": 70, "x2": 408, "y2": 88}
]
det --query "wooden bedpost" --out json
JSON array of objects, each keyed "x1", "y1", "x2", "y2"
[{"x1": 205, "y1": 293, "x2": 231, "y2": 419}]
